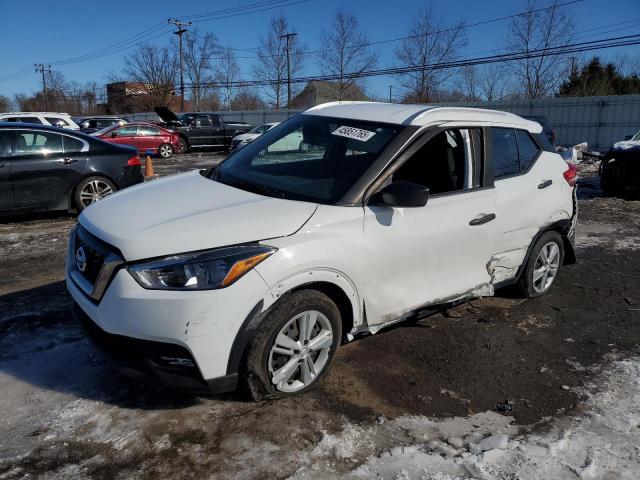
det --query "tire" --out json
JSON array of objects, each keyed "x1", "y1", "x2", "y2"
[
  {"x1": 74, "y1": 176, "x2": 117, "y2": 212},
  {"x1": 158, "y1": 143, "x2": 174, "y2": 159},
  {"x1": 177, "y1": 137, "x2": 189, "y2": 153},
  {"x1": 517, "y1": 231, "x2": 565, "y2": 298},
  {"x1": 242, "y1": 289, "x2": 342, "y2": 400},
  {"x1": 601, "y1": 171, "x2": 621, "y2": 196}
]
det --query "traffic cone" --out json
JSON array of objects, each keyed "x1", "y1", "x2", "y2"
[{"x1": 145, "y1": 149, "x2": 154, "y2": 178}]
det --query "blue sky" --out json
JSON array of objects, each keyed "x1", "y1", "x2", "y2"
[{"x1": 1, "y1": 0, "x2": 639, "y2": 101}]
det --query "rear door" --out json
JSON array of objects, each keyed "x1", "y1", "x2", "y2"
[
  {"x1": 9, "y1": 129, "x2": 87, "y2": 210},
  {"x1": 490, "y1": 127, "x2": 561, "y2": 283},
  {"x1": 0, "y1": 133, "x2": 13, "y2": 211},
  {"x1": 210, "y1": 115, "x2": 226, "y2": 146},
  {"x1": 137, "y1": 125, "x2": 162, "y2": 154}
]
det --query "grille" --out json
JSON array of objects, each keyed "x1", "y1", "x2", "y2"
[{"x1": 74, "y1": 234, "x2": 105, "y2": 284}]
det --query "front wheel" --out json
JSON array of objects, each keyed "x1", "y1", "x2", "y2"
[
  {"x1": 158, "y1": 143, "x2": 174, "y2": 158},
  {"x1": 242, "y1": 289, "x2": 342, "y2": 400},
  {"x1": 74, "y1": 176, "x2": 116, "y2": 211},
  {"x1": 517, "y1": 231, "x2": 564, "y2": 298}
]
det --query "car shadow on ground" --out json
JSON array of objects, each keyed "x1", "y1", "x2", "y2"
[{"x1": 0, "y1": 281, "x2": 244, "y2": 411}]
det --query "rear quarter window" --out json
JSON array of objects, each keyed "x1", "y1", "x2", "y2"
[
  {"x1": 490, "y1": 128, "x2": 519, "y2": 178},
  {"x1": 515, "y1": 130, "x2": 541, "y2": 172}
]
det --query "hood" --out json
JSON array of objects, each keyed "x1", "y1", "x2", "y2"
[
  {"x1": 154, "y1": 106, "x2": 181, "y2": 124},
  {"x1": 233, "y1": 133, "x2": 259, "y2": 142},
  {"x1": 612, "y1": 139, "x2": 640, "y2": 153},
  {"x1": 79, "y1": 170, "x2": 318, "y2": 261}
]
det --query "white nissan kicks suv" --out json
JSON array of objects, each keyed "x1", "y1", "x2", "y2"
[{"x1": 67, "y1": 102, "x2": 577, "y2": 399}]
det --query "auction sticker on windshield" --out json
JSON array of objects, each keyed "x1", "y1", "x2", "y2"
[{"x1": 332, "y1": 126, "x2": 376, "y2": 142}]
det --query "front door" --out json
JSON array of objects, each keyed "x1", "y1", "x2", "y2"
[
  {"x1": 9, "y1": 130, "x2": 87, "y2": 210},
  {"x1": 109, "y1": 125, "x2": 139, "y2": 150},
  {"x1": 189, "y1": 115, "x2": 215, "y2": 146},
  {"x1": 0, "y1": 133, "x2": 13, "y2": 211},
  {"x1": 362, "y1": 127, "x2": 498, "y2": 325}
]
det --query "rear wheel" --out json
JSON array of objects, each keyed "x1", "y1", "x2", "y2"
[
  {"x1": 158, "y1": 143, "x2": 174, "y2": 158},
  {"x1": 177, "y1": 137, "x2": 189, "y2": 153},
  {"x1": 74, "y1": 176, "x2": 116, "y2": 211},
  {"x1": 518, "y1": 231, "x2": 564, "y2": 298},
  {"x1": 242, "y1": 289, "x2": 342, "y2": 400}
]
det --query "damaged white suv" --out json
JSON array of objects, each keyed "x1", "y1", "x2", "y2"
[{"x1": 67, "y1": 102, "x2": 577, "y2": 399}]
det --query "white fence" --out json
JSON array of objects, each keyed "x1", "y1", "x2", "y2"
[{"x1": 208, "y1": 95, "x2": 640, "y2": 150}]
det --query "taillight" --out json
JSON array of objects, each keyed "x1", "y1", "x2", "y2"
[
  {"x1": 127, "y1": 155, "x2": 141, "y2": 166},
  {"x1": 563, "y1": 162, "x2": 577, "y2": 186}
]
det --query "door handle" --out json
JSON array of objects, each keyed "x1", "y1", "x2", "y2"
[
  {"x1": 469, "y1": 213, "x2": 496, "y2": 226},
  {"x1": 59, "y1": 157, "x2": 78, "y2": 165},
  {"x1": 538, "y1": 179, "x2": 553, "y2": 189}
]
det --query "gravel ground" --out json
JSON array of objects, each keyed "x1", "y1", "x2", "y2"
[{"x1": 0, "y1": 154, "x2": 639, "y2": 479}]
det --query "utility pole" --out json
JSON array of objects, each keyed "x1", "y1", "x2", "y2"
[
  {"x1": 35, "y1": 64, "x2": 51, "y2": 111},
  {"x1": 279, "y1": 32, "x2": 297, "y2": 109},
  {"x1": 169, "y1": 18, "x2": 192, "y2": 112},
  {"x1": 389, "y1": 85, "x2": 392, "y2": 103}
]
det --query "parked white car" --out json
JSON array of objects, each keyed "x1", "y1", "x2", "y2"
[
  {"x1": 231, "y1": 122, "x2": 280, "y2": 150},
  {"x1": 67, "y1": 102, "x2": 577, "y2": 399},
  {"x1": 0, "y1": 112, "x2": 80, "y2": 130}
]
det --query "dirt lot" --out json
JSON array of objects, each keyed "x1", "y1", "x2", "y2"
[{"x1": 0, "y1": 154, "x2": 639, "y2": 479}]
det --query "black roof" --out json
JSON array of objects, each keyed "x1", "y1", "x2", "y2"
[{"x1": 0, "y1": 122, "x2": 103, "y2": 141}]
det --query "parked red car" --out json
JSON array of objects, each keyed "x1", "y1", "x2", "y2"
[{"x1": 94, "y1": 122, "x2": 180, "y2": 158}]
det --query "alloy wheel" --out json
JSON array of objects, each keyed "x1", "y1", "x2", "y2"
[
  {"x1": 268, "y1": 310, "x2": 334, "y2": 393},
  {"x1": 159, "y1": 144, "x2": 173, "y2": 158},
  {"x1": 79, "y1": 180, "x2": 114, "y2": 207},
  {"x1": 532, "y1": 241, "x2": 560, "y2": 293}
]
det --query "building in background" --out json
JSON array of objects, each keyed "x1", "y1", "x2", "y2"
[
  {"x1": 292, "y1": 80, "x2": 369, "y2": 108},
  {"x1": 105, "y1": 82, "x2": 186, "y2": 114}
]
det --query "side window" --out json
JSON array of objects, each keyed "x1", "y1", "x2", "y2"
[
  {"x1": 490, "y1": 128, "x2": 519, "y2": 178},
  {"x1": 45, "y1": 117, "x2": 69, "y2": 127},
  {"x1": 116, "y1": 126, "x2": 138, "y2": 136},
  {"x1": 392, "y1": 129, "x2": 476, "y2": 195},
  {"x1": 194, "y1": 115, "x2": 211, "y2": 127},
  {"x1": 19, "y1": 117, "x2": 43, "y2": 125},
  {"x1": 138, "y1": 126, "x2": 160, "y2": 136},
  {"x1": 12, "y1": 131, "x2": 63, "y2": 156},
  {"x1": 63, "y1": 136, "x2": 85, "y2": 153},
  {"x1": 516, "y1": 129, "x2": 541, "y2": 171}
]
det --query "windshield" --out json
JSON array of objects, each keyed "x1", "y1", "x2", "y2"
[{"x1": 214, "y1": 114, "x2": 402, "y2": 204}]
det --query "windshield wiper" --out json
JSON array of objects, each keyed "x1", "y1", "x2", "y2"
[{"x1": 222, "y1": 179, "x2": 287, "y2": 199}]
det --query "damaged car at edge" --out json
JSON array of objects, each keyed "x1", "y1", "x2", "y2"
[
  {"x1": 600, "y1": 130, "x2": 640, "y2": 196},
  {"x1": 67, "y1": 102, "x2": 577, "y2": 399}
]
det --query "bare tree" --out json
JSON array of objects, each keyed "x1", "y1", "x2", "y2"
[
  {"x1": 505, "y1": 0, "x2": 574, "y2": 98},
  {"x1": 395, "y1": 6, "x2": 466, "y2": 103},
  {"x1": 123, "y1": 44, "x2": 178, "y2": 108},
  {"x1": 214, "y1": 47, "x2": 240, "y2": 110},
  {"x1": 318, "y1": 10, "x2": 378, "y2": 101},
  {"x1": 457, "y1": 66, "x2": 481, "y2": 102},
  {"x1": 184, "y1": 29, "x2": 219, "y2": 111},
  {"x1": 479, "y1": 64, "x2": 508, "y2": 101},
  {"x1": 0, "y1": 95, "x2": 12, "y2": 112},
  {"x1": 253, "y1": 16, "x2": 304, "y2": 109},
  {"x1": 230, "y1": 88, "x2": 266, "y2": 110}
]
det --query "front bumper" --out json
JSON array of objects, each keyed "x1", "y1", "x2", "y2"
[{"x1": 67, "y1": 243, "x2": 271, "y2": 393}]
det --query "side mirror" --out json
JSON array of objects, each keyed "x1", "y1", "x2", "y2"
[
  {"x1": 369, "y1": 181, "x2": 429, "y2": 208},
  {"x1": 110, "y1": 131, "x2": 118, "y2": 137},
  {"x1": 624, "y1": 135, "x2": 633, "y2": 141}
]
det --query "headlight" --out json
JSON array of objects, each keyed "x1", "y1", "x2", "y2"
[{"x1": 128, "y1": 244, "x2": 276, "y2": 290}]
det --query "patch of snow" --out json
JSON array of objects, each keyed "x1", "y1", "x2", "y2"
[{"x1": 289, "y1": 358, "x2": 640, "y2": 479}]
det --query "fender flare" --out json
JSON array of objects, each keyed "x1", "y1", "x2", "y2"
[{"x1": 225, "y1": 268, "x2": 361, "y2": 376}]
